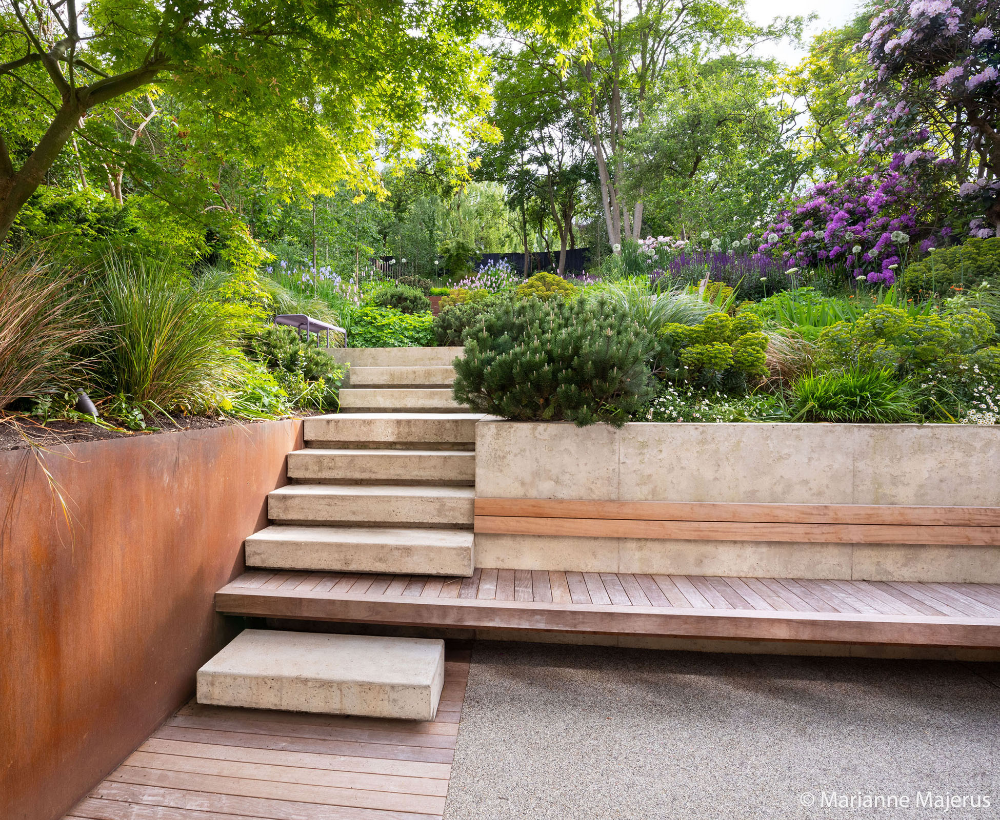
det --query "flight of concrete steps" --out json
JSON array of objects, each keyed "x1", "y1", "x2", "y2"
[{"x1": 198, "y1": 347, "x2": 478, "y2": 720}]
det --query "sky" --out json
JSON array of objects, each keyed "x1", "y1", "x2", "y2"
[{"x1": 746, "y1": 0, "x2": 864, "y2": 64}]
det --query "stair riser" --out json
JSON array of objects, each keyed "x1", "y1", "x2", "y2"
[
  {"x1": 304, "y1": 414, "x2": 479, "y2": 446},
  {"x1": 348, "y1": 366, "x2": 455, "y2": 388},
  {"x1": 246, "y1": 539, "x2": 474, "y2": 576},
  {"x1": 339, "y1": 389, "x2": 466, "y2": 413},
  {"x1": 327, "y1": 347, "x2": 463, "y2": 368},
  {"x1": 287, "y1": 452, "x2": 475, "y2": 485},
  {"x1": 269, "y1": 495, "x2": 474, "y2": 528}
]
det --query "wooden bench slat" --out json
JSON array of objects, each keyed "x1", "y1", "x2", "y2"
[
  {"x1": 475, "y1": 515, "x2": 1000, "y2": 545},
  {"x1": 475, "y1": 498, "x2": 1000, "y2": 527}
]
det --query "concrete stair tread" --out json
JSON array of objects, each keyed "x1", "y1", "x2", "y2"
[
  {"x1": 290, "y1": 447, "x2": 475, "y2": 458},
  {"x1": 246, "y1": 526, "x2": 475, "y2": 575},
  {"x1": 197, "y1": 630, "x2": 445, "y2": 720},
  {"x1": 248, "y1": 524, "x2": 475, "y2": 547},
  {"x1": 339, "y1": 388, "x2": 467, "y2": 413},
  {"x1": 349, "y1": 366, "x2": 455, "y2": 388},
  {"x1": 271, "y1": 484, "x2": 476, "y2": 498},
  {"x1": 328, "y1": 347, "x2": 463, "y2": 368}
]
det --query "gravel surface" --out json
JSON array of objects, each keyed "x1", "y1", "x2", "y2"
[{"x1": 445, "y1": 642, "x2": 1000, "y2": 820}]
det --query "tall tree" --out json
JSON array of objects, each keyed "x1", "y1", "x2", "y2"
[
  {"x1": 574, "y1": 0, "x2": 800, "y2": 248},
  {"x1": 0, "y1": 0, "x2": 592, "y2": 244}
]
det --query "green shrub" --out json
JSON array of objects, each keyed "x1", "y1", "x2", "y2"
[
  {"x1": 438, "y1": 238, "x2": 480, "y2": 278},
  {"x1": 349, "y1": 306, "x2": 435, "y2": 347},
  {"x1": 433, "y1": 294, "x2": 503, "y2": 346},
  {"x1": 395, "y1": 275, "x2": 434, "y2": 294},
  {"x1": 515, "y1": 272, "x2": 576, "y2": 300},
  {"x1": 247, "y1": 326, "x2": 345, "y2": 410},
  {"x1": 92, "y1": 257, "x2": 241, "y2": 414},
  {"x1": 439, "y1": 287, "x2": 491, "y2": 310},
  {"x1": 369, "y1": 285, "x2": 431, "y2": 314},
  {"x1": 788, "y1": 368, "x2": 917, "y2": 423},
  {"x1": 901, "y1": 237, "x2": 1000, "y2": 297},
  {"x1": 816, "y1": 304, "x2": 996, "y2": 378},
  {"x1": 657, "y1": 312, "x2": 769, "y2": 390},
  {"x1": 453, "y1": 295, "x2": 655, "y2": 426},
  {"x1": 430, "y1": 286, "x2": 451, "y2": 296}
]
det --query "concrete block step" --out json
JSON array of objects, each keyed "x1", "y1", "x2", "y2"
[
  {"x1": 245, "y1": 525, "x2": 474, "y2": 575},
  {"x1": 287, "y1": 448, "x2": 475, "y2": 485},
  {"x1": 304, "y1": 413, "x2": 482, "y2": 450},
  {"x1": 339, "y1": 388, "x2": 466, "y2": 413},
  {"x1": 348, "y1": 365, "x2": 455, "y2": 388},
  {"x1": 328, "y1": 347, "x2": 463, "y2": 368},
  {"x1": 268, "y1": 484, "x2": 475, "y2": 527},
  {"x1": 197, "y1": 630, "x2": 445, "y2": 720}
]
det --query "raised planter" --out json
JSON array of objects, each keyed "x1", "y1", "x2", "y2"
[
  {"x1": 1, "y1": 419, "x2": 302, "y2": 820},
  {"x1": 474, "y1": 422, "x2": 1000, "y2": 583}
]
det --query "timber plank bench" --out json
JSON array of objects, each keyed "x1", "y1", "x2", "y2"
[{"x1": 216, "y1": 569, "x2": 1000, "y2": 651}]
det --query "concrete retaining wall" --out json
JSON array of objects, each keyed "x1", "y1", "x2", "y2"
[{"x1": 474, "y1": 422, "x2": 1000, "y2": 582}]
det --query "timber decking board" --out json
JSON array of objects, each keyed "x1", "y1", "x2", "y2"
[
  {"x1": 64, "y1": 647, "x2": 471, "y2": 820},
  {"x1": 215, "y1": 571, "x2": 1000, "y2": 649}
]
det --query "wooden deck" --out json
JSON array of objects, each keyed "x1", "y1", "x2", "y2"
[
  {"x1": 64, "y1": 647, "x2": 471, "y2": 820},
  {"x1": 216, "y1": 569, "x2": 1000, "y2": 649}
]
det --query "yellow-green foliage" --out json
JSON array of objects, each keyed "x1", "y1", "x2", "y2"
[
  {"x1": 685, "y1": 281, "x2": 735, "y2": 310},
  {"x1": 658, "y1": 312, "x2": 768, "y2": 387},
  {"x1": 515, "y1": 272, "x2": 576, "y2": 300},
  {"x1": 901, "y1": 237, "x2": 1000, "y2": 296},
  {"x1": 816, "y1": 305, "x2": 997, "y2": 375},
  {"x1": 440, "y1": 287, "x2": 491, "y2": 310}
]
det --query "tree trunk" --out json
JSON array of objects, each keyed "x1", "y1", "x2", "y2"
[
  {"x1": 632, "y1": 199, "x2": 644, "y2": 240},
  {"x1": 0, "y1": 100, "x2": 84, "y2": 244}
]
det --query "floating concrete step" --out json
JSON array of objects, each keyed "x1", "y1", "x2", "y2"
[
  {"x1": 304, "y1": 413, "x2": 481, "y2": 449},
  {"x1": 246, "y1": 525, "x2": 474, "y2": 575},
  {"x1": 328, "y1": 347, "x2": 463, "y2": 368},
  {"x1": 197, "y1": 630, "x2": 445, "y2": 720},
  {"x1": 340, "y1": 388, "x2": 466, "y2": 413},
  {"x1": 287, "y1": 448, "x2": 475, "y2": 485},
  {"x1": 348, "y1": 366, "x2": 455, "y2": 388},
  {"x1": 268, "y1": 484, "x2": 475, "y2": 527}
]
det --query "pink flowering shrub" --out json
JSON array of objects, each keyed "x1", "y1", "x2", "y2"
[
  {"x1": 852, "y1": 0, "x2": 999, "y2": 231},
  {"x1": 758, "y1": 154, "x2": 955, "y2": 284}
]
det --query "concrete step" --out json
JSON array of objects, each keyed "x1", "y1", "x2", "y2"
[
  {"x1": 304, "y1": 413, "x2": 481, "y2": 449},
  {"x1": 348, "y1": 366, "x2": 455, "y2": 388},
  {"x1": 245, "y1": 525, "x2": 474, "y2": 575},
  {"x1": 339, "y1": 388, "x2": 466, "y2": 413},
  {"x1": 268, "y1": 484, "x2": 475, "y2": 527},
  {"x1": 197, "y1": 630, "x2": 445, "y2": 720},
  {"x1": 287, "y1": 448, "x2": 475, "y2": 485},
  {"x1": 328, "y1": 347, "x2": 463, "y2": 368}
]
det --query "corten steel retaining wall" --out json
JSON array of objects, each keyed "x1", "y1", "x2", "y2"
[
  {"x1": 474, "y1": 421, "x2": 1000, "y2": 582},
  {"x1": 0, "y1": 418, "x2": 302, "y2": 820}
]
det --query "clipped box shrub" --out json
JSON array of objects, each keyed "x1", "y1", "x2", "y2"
[
  {"x1": 515, "y1": 272, "x2": 576, "y2": 300},
  {"x1": 901, "y1": 237, "x2": 1000, "y2": 296},
  {"x1": 369, "y1": 284, "x2": 431, "y2": 314},
  {"x1": 349, "y1": 306, "x2": 435, "y2": 347},
  {"x1": 453, "y1": 295, "x2": 654, "y2": 426},
  {"x1": 657, "y1": 312, "x2": 769, "y2": 390},
  {"x1": 395, "y1": 274, "x2": 434, "y2": 294}
]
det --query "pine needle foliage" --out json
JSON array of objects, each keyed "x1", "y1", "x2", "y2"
[{"x1": 453, "y1": 296, "x2": 655, "y2": 427}]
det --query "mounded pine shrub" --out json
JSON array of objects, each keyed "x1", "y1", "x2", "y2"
[{"x1": 452, "y1": 295, "x2": 654, "y2": 427}]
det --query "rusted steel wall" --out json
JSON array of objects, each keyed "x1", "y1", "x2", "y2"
[{"x1": 0, "y1": 419, "x2": 303, "y2": 820}]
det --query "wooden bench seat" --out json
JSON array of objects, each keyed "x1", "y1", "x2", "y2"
[
  {"x1": 474, "y1": 498, "x2": 1000, "y2": 545},
  {"x1": 217, "y1": 569, "x2": 1000, "y2": 650}
]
